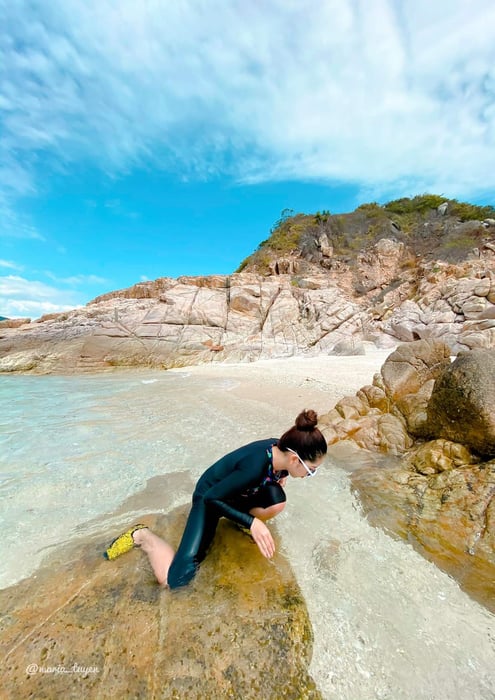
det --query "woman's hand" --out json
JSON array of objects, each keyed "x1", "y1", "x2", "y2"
[{"x1": 250, "y1": 517, "x2": 275, "y2": 559}]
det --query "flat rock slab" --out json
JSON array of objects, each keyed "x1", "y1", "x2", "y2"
[{"x1": 1, "y1": 508, "x2": 321, "y2": 699}]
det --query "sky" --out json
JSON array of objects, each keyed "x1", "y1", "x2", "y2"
[{"x1": 1, "y1": 1, "x2": 495, "y2": 318}]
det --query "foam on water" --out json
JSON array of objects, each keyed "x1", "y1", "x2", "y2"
[{"x1": 2, "y1": 364, "x2": 494, "y2": 699}]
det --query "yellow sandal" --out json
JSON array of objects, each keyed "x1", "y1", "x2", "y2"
[{"x1": 104, "y1": 524, "x2": 147, "y2": 560}]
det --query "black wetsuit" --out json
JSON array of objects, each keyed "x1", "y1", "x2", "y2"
[{"x1": 167, "y1": 438, "x2": 287, "y2": 589}]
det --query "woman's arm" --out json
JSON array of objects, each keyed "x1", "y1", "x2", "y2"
[
  {"x1": 202, "y1": 470, "x2": 259, "y2": 529},
  {"x1": 201, "y1": 468, "x2": 278, "y2": 559}
]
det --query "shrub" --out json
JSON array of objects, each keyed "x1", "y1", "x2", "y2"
[
  {"x1": 357, "y1": 202, "x2": 382, "y2": 214},
  {"x1": 449, "y1": 200, "x2": 495, "y2": 221},
  {"x1": 384, "y1": 194, "x2": 446, "y2": 215},
  {"x1": 314, "y1": 210, "x2": 331, "y2": 224}
]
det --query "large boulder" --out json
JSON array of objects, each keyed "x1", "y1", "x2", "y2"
[
  {"x1": 320, "y1": 341, "x2": 451, "y2": 454},
  {"x1": 1, "y1": 508, "x2": 321, "y2": 699},
  {"x1": 380, "y1": 339, "x2": 451, "y2": 402},
  {"x1": 404, "y1": 439, "x2": 479, "y2": 475},
  {"x1": 379, "y1": 339, "x2": 452, "y2": 438},
  {"x1": 427, "y1": 348, "x2": 495, "y2": 456}
]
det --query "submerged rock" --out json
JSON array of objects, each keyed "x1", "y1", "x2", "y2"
[
  {"x1": 350, "y1": 457, "x2": 495, "y2": 613},
  {"x1": 1, "y1": 509, "x2": 321, "y2": 699}
]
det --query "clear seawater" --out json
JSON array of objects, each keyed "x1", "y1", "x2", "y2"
[{"x1": 1, "y1": 368, "x2": 494, "y2": 700}]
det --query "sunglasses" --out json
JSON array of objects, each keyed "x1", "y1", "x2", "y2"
[{"x1": 286, "y1": 448, "x2": 319, "y2": 478}]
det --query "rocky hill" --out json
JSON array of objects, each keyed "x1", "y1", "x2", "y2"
[{"x1": 1, "y1": 195, "x2": 495, "y2": 373}]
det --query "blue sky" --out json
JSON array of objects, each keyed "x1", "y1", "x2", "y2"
[{"x1": 1, "y1": 1, "x2": 495, "y2": 318}]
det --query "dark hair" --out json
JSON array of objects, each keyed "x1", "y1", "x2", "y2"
[{"x1": 278, "y1": 409, "x2": 327, "y2": 461}]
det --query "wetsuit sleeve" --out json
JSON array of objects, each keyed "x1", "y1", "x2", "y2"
[{"x1": 202, "y1": 471, "x2": 261, "y2": 529}]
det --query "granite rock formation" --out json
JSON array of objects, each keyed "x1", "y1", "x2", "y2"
[
  {"x1": 1, "y1": 252, "x2": 495, "y2": 374},
  {"x1": 1, "y1": 509, "x2": 321, "y2": 699},
  {"x1": 320, "y1": 342, "x2": 495, "y2": 609},
  {"x1": 0, "y1": 273, "x2": 374, "y2": 373},
  {"x1": 1, "y1": 197, "x2": 495, "y2": 373}
]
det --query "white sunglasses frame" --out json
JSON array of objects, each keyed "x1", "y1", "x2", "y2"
[{"x1": 286, "y1": 448, "x2": 318, "y2": 477}]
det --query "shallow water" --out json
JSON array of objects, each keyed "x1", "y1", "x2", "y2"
[{"x1": 2, "y1": 364, "x2": 495, "y2": 699}]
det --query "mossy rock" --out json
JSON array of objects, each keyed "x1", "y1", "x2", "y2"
[{"x1": 1, "y1": 508, "x2": 321, "y2": 699}]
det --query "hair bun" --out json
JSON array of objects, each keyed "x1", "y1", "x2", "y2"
[{"x1": 295, "y1": 409, "x2": 318, "y2": 432}]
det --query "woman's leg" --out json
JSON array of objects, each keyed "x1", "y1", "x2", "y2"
[
  {"x1": 249, "y1": 501, "x2": 285, "y2": 522},
  {"x1": 167, "y1": 498, "x2": 220, "y2": 589},
  {"x1": 132, "y1": 528, "x2": 175, "y2": 586},
  {"x1": 245, "y1": 482, "x2": 287, "y2": 522},
  {"x1": 132, "y1": 483, "x2": 285, "y2": 587},
  {"x1": 130, "y1": 497, "x2": 219, "y2": 589}
]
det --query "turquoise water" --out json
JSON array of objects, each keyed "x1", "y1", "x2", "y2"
[
  {"x1": 1, "y1": 371, "x2": 227, "y2": 587},
  {"x1": 2, "y1": 365, "x2": 495, "y2": 700},
  {"x1": 0, "y1": 367, "x2": 293, "y2": 589}
]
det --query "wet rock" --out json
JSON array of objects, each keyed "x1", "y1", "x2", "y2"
[
  {"x1": 405, "y1": 439, "x2": 479, "y2": 475},
  {"x1": 350, "y1": 458, "x2": 495, "y2": 612},
  {"x1": 1, "y1": 509, "x2": 321, "y2": 700},
  {"x1": 321, "y1": 342, "x2": 495, "y2": 609},
  {"x1": 375, "y1": 413, "x2": 413, "y2": 453},
  {"x1": 427, "y1": 348, "x2": 495, "y2": 456}
]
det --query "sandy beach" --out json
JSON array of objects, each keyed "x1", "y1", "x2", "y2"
[{"x1": 168, "y1": 347, "x2": 395, "y2": 419}]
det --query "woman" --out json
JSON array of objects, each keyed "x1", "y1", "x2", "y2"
[{"x1": 104, "y1": 409, "x2": 327, "y2": 589}]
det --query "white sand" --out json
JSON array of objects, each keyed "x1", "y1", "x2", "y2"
[{"x1": 169, "y1": 348, "x2": 395, "y2": 417}]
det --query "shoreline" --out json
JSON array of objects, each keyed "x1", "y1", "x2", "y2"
[
  {"x1": 2, "y1": 349, "x2": 393, "y2": 591},
  {"x1": 167, "y1": 348, "x2": 395, "y2": 415}
]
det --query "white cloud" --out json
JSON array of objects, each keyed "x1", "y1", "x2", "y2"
[
  {"x1": 0, "y1": 275, "x2": 83, "y2": 318},
  {"x1": 44, "y1": 272, "x2": 108, "y2": 286},
  {"x1": 0, "y1": 193, "x2": 44, "y2": 240},
  {"x1": 1, "y1": 0, "x2": 494, "y2": 202},
  {"x1": 1, "y1": 298, "x2": 76, "y2": 318},
  {"x1": 0, "y1": 259, "x2": 22, "y2": 271}
]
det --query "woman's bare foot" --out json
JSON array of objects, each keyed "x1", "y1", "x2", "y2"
[{"x1": 133, "y1": 527, "x2": 175, "y2": 586}]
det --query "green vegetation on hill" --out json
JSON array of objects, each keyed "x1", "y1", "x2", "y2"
[
  {"x1": 383, "y1": 194, "x2": 495, "y2": 221},
  {"x1": 237, "y1": 194, "x2": 495, "y2": 273}
]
